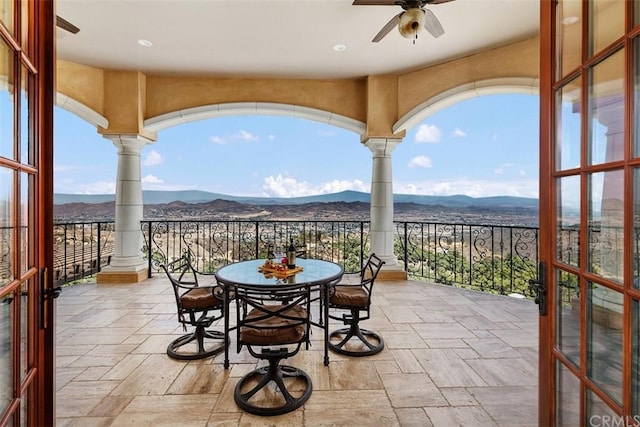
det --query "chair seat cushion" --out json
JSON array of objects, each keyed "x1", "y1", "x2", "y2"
[
  {"x1": 330, "y1": 285, "x2": 368, "y2": 308},
  {"x1": 240, "y1": 305, "x2": 307, "y2": 346},
  {"x1": 180, "y1": 287, "x2": 222, "y2": 310}
]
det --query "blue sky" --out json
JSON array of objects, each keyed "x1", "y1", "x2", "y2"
[{"x1": 54, "y1": 93, "x2": 540, "y2": 199}]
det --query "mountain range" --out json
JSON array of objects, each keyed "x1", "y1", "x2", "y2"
[{"x1": 54, "y1": 190, "x2": 538, "y2": 209}]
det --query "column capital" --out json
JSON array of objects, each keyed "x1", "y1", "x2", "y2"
[
  {"x1": 104, "y1": 134, "x2": 154, "y2": 153},
  {"x1": 363, "y1": 137, "x2": 403, "y2": 157}
]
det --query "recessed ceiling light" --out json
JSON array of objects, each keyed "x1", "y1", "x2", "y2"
[
  {"x1": 137, "y1": 39, "x2": 153, "y2": 47},
  {"x1": 333, "y1": 44, "x2": 346, "y2": 52},
  {"x1": 562, "y1": 16, "x2": 579, "y2": 25}
]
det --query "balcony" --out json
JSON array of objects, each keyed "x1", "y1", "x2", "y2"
[{"x1": 55, "y1": 274, "x2": 538, "y2": 426}]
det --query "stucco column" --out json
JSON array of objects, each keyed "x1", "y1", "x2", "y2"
[
  {"x1": 364, "y1": 137, "x2": 406, "y2": 280},
  {"x1": 96, "y1": 134, "x2": 151, "y2": 283}
]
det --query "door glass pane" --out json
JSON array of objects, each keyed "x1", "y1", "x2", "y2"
[
  {"x1": 1, "y1": 168, "x2": 13, "y2": 286},
  {"x1": 634, "y1": 37, "x2": 640, "y2": 158},
  {"x1": 556, "y1": 78, "x2": 582, "y2": 171},
  {"x1": 588, "y1": 171, "x2": 624, "y2": 282},
  {"x1": 557, "y1": 175, "x2": 581, "y2": 267},
  {"x1": 19, "y1": 67, "x2": 31, "y2": 167},
  {"x1": 0, "y1": 289, "x2": 14, "y2": 414},
  {"x1": 0, "y1": 0, "x2": 14, "y2": 35},
  {"x1": 19, "y1": 280, "x2": 30, "y2": 382},
  {"x1": 557, "y1": 0, "x2": 582, "y2": 78},
  {"x1": 587, "y1": 282, "x2": 623, "y2": 404},
  {"x1": 586, "y1": 388, "x2": 619, "y2": 424},
  {"x1": 556, "y1": 269, "x2": 581, "y2": 366},
  {"x1": 634, "y1": 168, "x2": 640, "y2": 289},
  {"x1": 589, "y1": 0, "x2": 624, "y2": 56},
  {"x1": 19, "y1": 172, "x2": 31, "y2": 276},
  {"x1": 0, "y1": 39, "x2": 16, "y2": 161},
  {"x1": 633, "y1": 299, "x2": 640, "y2": 415},
  {"x1": 19, "y1": 0, "x2": 28, "y2": 51},
  {"x1": 556, "y1": 360, "x2": 581, "y2": 426},
  {"x1": 588, "y1": 49, "x2": 624, "y2": 166}
]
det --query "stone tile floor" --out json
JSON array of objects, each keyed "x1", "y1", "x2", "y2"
[{"x1": 56, "y1": 275, "x2": 539, "y2": 426}]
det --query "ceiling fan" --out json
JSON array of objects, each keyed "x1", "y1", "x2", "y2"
[
  {"x1": 352, "y1": 0, "x2": 454, "y2": 43},
  {"x1": 56, "y1": 16, "x2": 80, "y2": 34}
]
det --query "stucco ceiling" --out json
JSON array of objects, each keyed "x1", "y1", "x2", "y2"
[{"x1": 55, "y1": 0, "x2": 540, "y2": 80}]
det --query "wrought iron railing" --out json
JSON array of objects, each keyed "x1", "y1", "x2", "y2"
[
  {"x1": 396, "y1": 222, "x2": 539, "y2": 296},
  {"x1": 53, "y1": 219, "x2": 542, "y2": 297},
  {"x1": 53, "y1": 222, "x2": 115, "y2": 285}
]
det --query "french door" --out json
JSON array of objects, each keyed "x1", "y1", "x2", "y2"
[
  {"x1": 0, "y1": 1, "x2": 55, "y2": 426},
  {"x1": 541, "y1": 0, "x2": 640, "y2": 425}
]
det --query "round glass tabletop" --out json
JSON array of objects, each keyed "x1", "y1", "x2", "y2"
[{"x1": 215, "y1": 258, "x2": 343, "y2": 288}]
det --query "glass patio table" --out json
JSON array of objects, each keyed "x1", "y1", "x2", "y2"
[{"x1": 215, "y1": 258, "x2": 344, "y2": 368}]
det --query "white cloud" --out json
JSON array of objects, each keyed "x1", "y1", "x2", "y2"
[
  {"x1": 268, "y1": 134, "x2": 275, "y2": 141},
  {"x1": 262, "y1": 175, "x2": 309, "y2": 198},
  {"x1": 210, "y1": 130, "x2": 259, "y2": 144},
  {"x1": 318, "y1": 179, "x2": 367, "y2": 194},
  {"x1": 141, "y1": 174, "x2": 163, "y2": 184},
  {"x1": 142, "y1": 150, "x2": 163, "y2": 166},
  {"x1": 393, "y1": 178, "x2": 539, "y2": 198},
  {"x1": 238, "y1": 130, "x2": 258, "y2": 141},
  {"x1": 262, "y1": 174, "x2": 368, "y2": 198},
  {"x1": 494, "y1": 168, "x2": 505, "y2": 175},
  {"x1": 452, "y1": 127, "x2": 466, "y2": 137},
  {"x1": 415, "y1": 124, "x2": 441, "y2": 143},
  {"x1": 408, "y1": 155, "x2": 432, "y2": 169}
]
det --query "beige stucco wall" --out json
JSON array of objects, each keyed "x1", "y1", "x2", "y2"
[
  {"x1": 57, "y1": 60, "x2": 105, "y2": 116},
  {"x1": 55, "y1": 36, "x2": 538, "y2": 139},
  {"x1": 145, "y1": 76, "x2": 367, "y2": 123},
  {"x1": 397, "y1": 37, "x2": 539, "y2": 118}
]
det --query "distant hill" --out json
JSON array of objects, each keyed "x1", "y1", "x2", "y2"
[{"x1": 54, "y1": 189, "x2": 538, "y2": 209}]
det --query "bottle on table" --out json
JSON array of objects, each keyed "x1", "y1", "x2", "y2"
[{"x1": 287, "y1": 238, "x2": 296, "y2": 269}]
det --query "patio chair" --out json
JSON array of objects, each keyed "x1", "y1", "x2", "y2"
[
  {"x1": 233, "y1": 282, "x2": 313, "y2": 416},
  {"x1": 160, "y1": 255, "x2": 226, "y2": 360},
  {"x1": 326, "y1": 253, "x2": 385, "y2": 356}
]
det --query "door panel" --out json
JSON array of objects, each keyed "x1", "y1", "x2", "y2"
[
  {"x1": 0, "y1": 1, "x2": 55, "y2": 425},
  {"x1": 545, "y1": 1, "x2": 640, "y2": 424},
  {"x1": 556, "y1": 269, "x2": 580, "y2": 367},
  {"x1": 587, "y1": 281, "x2": 624, "y2": 404},
  {"x1": 556, "y1": 360, "x2": 581, "y2": 426}
]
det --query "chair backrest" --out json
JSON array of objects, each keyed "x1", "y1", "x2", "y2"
[
  {"x1": 296, "y1": 247, "x2": 307, "y2": 259},
  {"x1": 234, "y1": 284, "x2": 312, "y2": 351},
  {"x1": 160, "y1": 255, "x2": 201, "y2": 307},
  {"x1": 360, "y1": 253, "x2": 385, "y2": 285}
]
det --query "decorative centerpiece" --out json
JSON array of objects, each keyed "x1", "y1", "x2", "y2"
[{"x1": 259, "y1": 258, "x2": 303, "y2": 277}]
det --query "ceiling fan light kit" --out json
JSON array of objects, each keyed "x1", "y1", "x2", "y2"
[
  {"x1": 352, "y1": 0, "x2": 454, "y2": 43},
  {"x1": 398, "y1": 8, "x2": 425, "y2": 41}
]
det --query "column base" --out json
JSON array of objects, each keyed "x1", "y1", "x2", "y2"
[
  {"x1": 96, "y1": 267, "x2": 148, "y2": 284},
  {"x1": 377, "y1": 265, "x2": 407, "y2": 281}
]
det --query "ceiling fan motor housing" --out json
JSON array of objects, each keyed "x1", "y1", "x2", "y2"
[{"x1": 398, "y1": 8, "x2": 425, "y2": 39}]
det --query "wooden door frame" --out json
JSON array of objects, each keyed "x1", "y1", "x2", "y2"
[
  {"x1": 35, "y1": 0, "x2": 56, "y2": 424},
  {"x1": 538, "y1": 0, "x2": 554, "y2": 425}
]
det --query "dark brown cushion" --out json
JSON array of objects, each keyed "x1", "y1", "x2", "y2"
[
  {"x1": 180, "y1": 287, "x2": 222, "y2": 310},
  {"x1": 240, "y1": 304, "x2": 307, "y2": 346},
  {"x1": 330, "y1": 285, "x2": 368, "y2": 309}
]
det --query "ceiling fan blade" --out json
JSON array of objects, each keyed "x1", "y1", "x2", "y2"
[
  {"x1": 423, "y1": 9, "x2": 444, "y2": 38},
  {"x1": 372, "y1": 12, "x2": 402, "y2": 43},
  {"x1": 56, "y1": 16, "x2": 80, "y2": 34},
  {"x1": 426, "y1": 0, "x2": 456, "y2": 4},
  {"x1": 352, "y1": 0, "x2": 398, "y2": 5}
]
